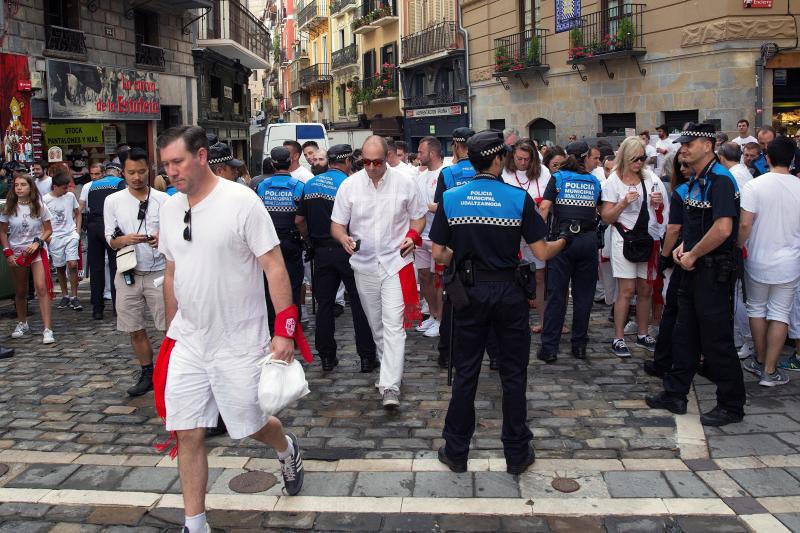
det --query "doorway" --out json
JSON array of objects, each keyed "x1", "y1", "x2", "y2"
[{"x1": 528, "y1": 118, "x2": 555, "y2": 147}]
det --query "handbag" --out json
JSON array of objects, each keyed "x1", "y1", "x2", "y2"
[
  {"x1": 258, "y1": 354, "x2": 310, "y2": 417},
  {"x1": 614, "y1": 179, "x2": 653, "y2": 263},
  {"x1": 115, "y1": 245, "x2": 138, "y2": 272}
]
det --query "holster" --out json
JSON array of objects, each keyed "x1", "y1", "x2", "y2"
[
  {"x1": 443, "y1": 265, "x2": 470, "y2": 312},
  {"x1": 515, "y1": 261, "x2": 534, "y2": 299},
  {"x1": 702, "y1": 251, "x2": 737, "y2": 284}
]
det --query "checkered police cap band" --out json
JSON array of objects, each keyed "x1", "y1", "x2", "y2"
[
  {"x1": 453, "y1": 136, "x2": 468, "y2": 142},
  {"x1": 480, "y1": 143, "x2": 506, "y2": 157},
  {"x1": 680, "y1": 130, "x2": 715, "y2": 139},
  {"x1": 330, "y1": 152, "x2": 352, "y2": 161},
  {"x1": 208, "y1": 154, "x2": 234, "y2": 165}
]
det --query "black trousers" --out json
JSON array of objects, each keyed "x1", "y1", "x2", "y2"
[
  {"x1": 313, "y1": 244, "x2": 375, "y2": 360},
  {"x1": 87, "y1": 220, "x2": 116, "y2": 313},
  {"x1": 663, "y1": 264, "x2": 746, "y2": 416},
  {"x1": 652, "y1": 266, "x2": 684, "y2": 373},
  {"x1": 443, "y1": 281, "x2": 533, "y2": 465},
  {"x1": 266, "y1": 238, "x2": 305, "y2": 334},
  {"x1": 439, "y1": 292, "x2": 501, "y2": 361},
  {"x1": 541, "y1": 232, "x2": 598, "y2": 354}
]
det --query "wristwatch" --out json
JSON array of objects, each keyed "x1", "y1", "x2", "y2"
[{"x1": 33, "y1": 237, "x2": 44, "y2": 247}]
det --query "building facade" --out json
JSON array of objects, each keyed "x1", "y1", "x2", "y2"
[
  {"x1": 297, "y1": 0, "x2": 333, "y2": 125},
  {"x1": 330, "y1": 0, "x2": 363, "y2": 132},
  {"x1": 463, "y1": 0, "x2": 800, "y2": 146},
  {"x1": 400, "y1": 0, "x2": 469, "y2": 153}
]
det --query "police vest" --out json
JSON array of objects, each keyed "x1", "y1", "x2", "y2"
[
  {"x1": 441, "y1": 159, "x2": 477, "y2": 190},
  {"x1": 752, "y1": 153, "x2": 769, "y2": 177},
  {"x1": 552, "y1": 170, "x2": 601, "y2": 221},
  {"x1": 683, "y1": 162, "x2": 740, "y2": 251},
  {"x1": 257, "y1": 173, "x2": 304, "y2": 237},
  {"x1": 165, "y1": 186, "x2": 177, "y2": 196},
  {"x1": 302, "y1": 169, "x2": 348, "y2": 241},
  {"x1": 87, "y1": 175, "x2": 125, "y2": 220}
]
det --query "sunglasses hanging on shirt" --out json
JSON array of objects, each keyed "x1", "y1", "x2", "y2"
[{"x1": 183, "y1": 208, "x2": 192, "y2": 242}]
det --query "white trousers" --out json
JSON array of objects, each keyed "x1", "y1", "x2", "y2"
[
  {"x1": 734, "y1": 279, "x2": 752, "y2": 346},
  {"x1": 354, "y1": 265, "x2": 406, "y2": 393},
  {"x1": 336, "y1": 282, "x2": 346, "y2": 306}
]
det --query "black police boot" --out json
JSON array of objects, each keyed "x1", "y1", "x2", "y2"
[
  {"x1": 206, "y1": 415, "x2": 228, "y2": 437},
  {"x1": 437, "y1": 446, "x2": 467, "y2": 473},
  {"x1": 507, "y1": 445, "x2": 536, "y2": 475},
  {"x1": 489, "y1": 358, "x2": 499, "y2": 370},
  {"x1": 333, "y1": 304, "x2": 344, "y2": 317},
  {"x1": 360, "y1": 356, "x2": 378, "y2": 373},
  {"x1": 645, "y1": 392, "x2": 687, "y2": 415},
  {"x1": 571, "y1": 344, "x2": 587, "y2": 359},
  {"x1": 437, "y1": 352, "x2": 449, "y2": 369},
  {"x1": 537, "y1": 348, "x2": 557, "y2": 364},
  {"x1": 321, "y1": 355, "x2": 339, "y2": 371},
  {"x1": 0, "y1": 346, "x2": 14, "y2": 360},
  {"x1": 700, "y1": 406, "x2": 743, "y2": 427},
  {"x1": 643, "y1": 360, "x2": 665, "y2": 378},
  {"x1": 92, "y1": 308, "x2": 104, "y2": 320},
  {"x1": 127, "y1": 365, "x2": 153, "y2": 397}
]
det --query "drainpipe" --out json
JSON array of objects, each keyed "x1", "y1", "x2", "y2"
[
  {"x1": 755, "y1": 55, "x2": 764, "y2": 129},
  {"x1": 456, "y1": 2, "x2": 472, "y2": 129}
]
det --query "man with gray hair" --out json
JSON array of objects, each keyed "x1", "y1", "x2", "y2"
[
  {"x1": 718, "y1": 142, "x2": 751, "y2": 191},
  {"x1": 503, "y1": 128, "x2": 519, "y2": 147}
]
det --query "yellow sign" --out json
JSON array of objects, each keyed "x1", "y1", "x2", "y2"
[{"x1": 44, "y1": 123, "x2": 103, "y2": 147}]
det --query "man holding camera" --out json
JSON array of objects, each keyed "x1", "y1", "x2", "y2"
[{"x1": 104, "y1": 148, "x2": 169, "y2": 397}]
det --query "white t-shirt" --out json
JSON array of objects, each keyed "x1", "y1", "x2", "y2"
[
  {"x1": 733, "y1": 135, "x2": 757, "y2": 147},
  {"x1": 159, "y1": 178, "x2": 280, "y2": 356},
  {"x1": 390, "y1": 161, "x2": 417, "y2": 180},
  {"x1": 655, "y1": 138, "x2": 677, "y2": 176},
  {"x1": 35, "y1": 177, "x2": 52, "y2": 198},
  {"x1": 416, "y1": 165, "x2": 444, "y2": 240},
  {"x1": 104, "y1": 188, "x2": 170, "y2": 272},
  {"x1": 79, "y1": 181, "x2": 92, "y2": 208},
  {"x1": 0, "y1": 202, "x2": 52, "y2": 251},
  {"x1": 502, "y1": 165, "x2": 552, "y2": 266},
  {"x1": 602, "y1": 169, "x2": 669, "y2": 240},
  {"x1": 591, "y1": 166, "x2": 607, "y2": 183},
  {"x1": 728, "y1": 163, "x2": 752, "y2": 193},
  {"x1": 290, "y1": 166, "x2": 314, "y2": 184},
  {"x1": 740, "y1": 171, "x2": 800, "y2": 284},
  {"x1": 43, "y1": 192, "x2": 79, "y2": 237}
]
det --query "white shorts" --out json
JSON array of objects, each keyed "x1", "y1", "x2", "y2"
[
  {"x1": 414, "y1": 240, "x2": 435, "y2": 272},
  {"x1": 745, "y1": 272, "x2": 800, "y2": 325},
  {"x1": 49, "y1": 234, "x2": 80, "y2": 268},
  {"x1": 789, "y1": 285, "x2": 800, "y2": 339},
  {"x1": 610, "y1": 227, "x2": 649, "y2": 280},
  {"x1": 165, "y1": 342, "x2": 269, "y2": 440},
  {"x1": 304, "y1": 261, "x2": 312, "y2": 285}
]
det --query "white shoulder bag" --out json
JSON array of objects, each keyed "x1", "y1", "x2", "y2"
[{"x1": 258, "y1": 354, "x2": 310, "y2": 418}]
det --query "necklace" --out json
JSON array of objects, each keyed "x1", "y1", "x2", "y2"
[
  {"x1": 18, "y1": 200, "x2": 30, "y2": 205},
  {"x1": 514, "y1": 172, "x2": 532, "y2": 191}
]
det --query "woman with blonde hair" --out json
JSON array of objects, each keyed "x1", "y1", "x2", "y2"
[{"x1": 601, "y1": 136, "x2": 668, "y2": 358}]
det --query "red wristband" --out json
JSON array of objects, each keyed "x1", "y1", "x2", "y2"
[
  {"x1": 406, "y1": 229, "x2": 422, "y2": 246},
  {"x1": 274, "y1": 304, "x2": 313, "y2": 363},
  {"x1": 742, "y1": 246, "x2": 748, "y2": 260},
  {"x1": 434, "y1": 263, "x2": 445, "y2": 274},
  {"x1": 3, "y1": 248, "x2": 12, "y2": 257}
]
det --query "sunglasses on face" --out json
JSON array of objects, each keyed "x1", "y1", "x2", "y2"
[
  {"x1": 137, "y1": 200, "x2": 149, "y2": 221},
  {"x1": 630, "y1": 155, "x2": 648, "y2": 163},
  {"x1": 183, "y1": 208, "x2": 192, "y2": 242},
  {"x1": 362, "y1": 158, "x2": 385, "y2": 167}
]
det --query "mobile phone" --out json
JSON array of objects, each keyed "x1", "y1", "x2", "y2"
[
  {"x1": 353, "y1": 239, "x2": 361, "y2": 252},
  {"x1": 146, "y1": 235, "x2": 156, "y2": 241}
]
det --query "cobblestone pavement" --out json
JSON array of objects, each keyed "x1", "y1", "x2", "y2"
[{"x1": 0, "y1": 284, "x2": 799, "y2": 532}]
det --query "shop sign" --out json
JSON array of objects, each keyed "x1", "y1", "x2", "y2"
[
  {"x1": 31, "y1": 121, "x2": 43, "y2": 161},
  {"x1": 224, "y1": 86, "x2": 233, "y2": 99},
  {"x1": 774, "y1": 69, "x2": 787, "y2": 85},
  {"x1": 44, "y1": 123, "x2": 104, "y2": 147},
  {"x1": 405, "y1": 105, "x2": 462, "y2": 119},
  {"x1": 46, "y1": 59, "x2": 160, "y2": 120},
  {"x1": 103, "y1": 125, "x2": 117, "y2": 153},
  {"x1": 744, "y1": 0, "x2": 773, "y2": 7},
  {"x1": 17, "y1": 80, "x2": 32, "y2": 91},
  {"x1": 1, "y1": 53, "x2": 34, "y2": 163}
]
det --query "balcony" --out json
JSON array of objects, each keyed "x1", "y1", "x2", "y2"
[
  {"x1": 352, "y1": 69, "x2": 398, "y2": 105},
  {"x1": 567, "y1": 3, "x2": 646, "y2": 77},
  {"x1": 331, "y1": 0, "x2": 358, "y2": 17},
  {"x1": 297, "y1": 0, "x2": 328, "y2": 33},
  {"x1": 403, "y1": 88, "x2": 467, "y2": 108},
  {"x1": 135, "y1": 43, "x2": 166, "y2": 71},
  {"x1": 301, "y1": 63, "x2": 332, "y2": 89},
  {"x1": 290, "y1": 58, "x2": 311, "y2": 93},
  {"x1": 44, "y1": 25, "x2": 87, "y2": 60},
  {"x1": 401, "y1": 21, "x2": 461, "y2": 66},
  {"x1": 352, "y1": 0, "x2": 397, "y2": 35},
  {"x1": 493, "y1": 28, "x2": 550, "y2": 87},
  {"x1": 198, "y1": 0, "x2": 271, "y2": 69},
  {"x1": 332, "y1": 43, "x2": 358, "y2": 71},
  {"x1": 291, "y1": 90, "x2": 311, "y2": 109}
]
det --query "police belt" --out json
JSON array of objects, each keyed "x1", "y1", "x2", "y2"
[
  {"x1": 311, "y1": 237, "x2": 338, "y2": 247},
  {"x1": 472, "y1": 268, "x2": 517, "y2": 283},
  {"x1": 277, "y1": 230, "x2": 302, "y2": 243},
  {"x1": 556, "y1": 219, "x2": 596, "y2": 234}
]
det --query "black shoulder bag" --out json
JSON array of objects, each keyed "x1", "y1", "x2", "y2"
[{"x1": 614, "y1": 179, "x2": 653, "y2": 263}]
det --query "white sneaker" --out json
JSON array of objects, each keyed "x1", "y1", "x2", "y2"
[
  {"x1": 42, "y1": 328, "x2": 55, "y2": 345},
  {"x1": 11, "y1": 322, "x2": 29, "y2": 338},
  {"x1": 416, "y1": 316, "x2": 435, "y2": 332},
  {"x1": 624, "y1": 320, "x2": 638, "y2": 335},
  {"x1": 420, "y1": 299, "x2": 430, "y2": 316},
  {"x1": 423, "y1": 320, "x2": 440, "y2": 337},
  {"x1": 737, "y1": 342, "x2": 754, "y2": 360}
]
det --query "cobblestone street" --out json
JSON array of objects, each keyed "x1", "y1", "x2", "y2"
[{"x1": 1, "y1": 285, "x2": 800, "y2": 532}]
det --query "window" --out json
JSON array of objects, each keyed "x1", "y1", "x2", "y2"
[
  {"x1": 436, "y1": 68, "x2": 455, "y2": 95},
  {"x1": 363, "y1": 50, "x2": 376, "y2": 79},
  {"x1": 663, "y1": 110, "x2": 699, "y2": 134},
  {"x1": 414, "y1": 73, "x2": 426, "y2": 97},
  {"x1": 134, "y1": 9, "x2": 159, "y2": 46},
  {"x1": 233, "y1": 84, "x2": 243, "y2": 116},
  {"x1": 520, "y1": 0, "x2": 541, "y2": 30},
  {"x1": 45, "y1": 0, "x2": 80, "y2": 29},
  {"x1": 338, "y1": 84, "x2": 347, "y2": 116},
  {"x1": 339, "y1": 29, "x2": 345, "y2": 48},
  {"x1": 603, "y1": 0, "x2": 633, "y2": 36},
  {"x1": 601, "y1": 113, "x2": 636, "y2": 135},
  {"x1": 381, "y1": 43, "x2": 396, "y2": 67},
  {"x1": 489, "y1": 119, "x2": 506, "y2": 131},
  {"x1": 209, "y1": 76, "x2": 222, "y2": 113}
]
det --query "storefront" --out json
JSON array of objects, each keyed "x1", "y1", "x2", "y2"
[
  {"x1": 403, "y1": 104, "x2": 469, "y2": 155},
  {"x1": 771, "y1": 67, "x2": 800, "y2": 136}
]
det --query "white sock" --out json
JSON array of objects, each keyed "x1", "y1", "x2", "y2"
[
  {"x1": 277, "y1": 435, "x2": 294, "y2": 460},
  {"x1": 185, "y1": 512, "x2": 207, "y2": 533}
]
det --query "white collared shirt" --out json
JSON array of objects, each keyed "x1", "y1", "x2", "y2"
[
  {"x1": 331, "y1": 166, "x2": 428, "y2": 276},
  {"x1": 104, "y1": 187, "x2": 169, "y2": 272},
  {"x1": 290, "y1": 165, "x2": 314, "y2": 183}
]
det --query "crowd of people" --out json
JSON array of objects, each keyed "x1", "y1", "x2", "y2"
[{"x1": 1, "y1": 117, "x2": 800, "y2": 533}]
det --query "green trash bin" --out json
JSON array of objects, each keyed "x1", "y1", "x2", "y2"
[{"x1": 0, "y1": 257, "x2": 14, "y2": 299}]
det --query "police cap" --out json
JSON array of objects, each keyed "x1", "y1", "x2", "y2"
[
  {"x1": 467, "y1": 129, "x2": 510, "y2": 160},
  {"x1": 674, "y1": 122, "x2": 716, "y2": 144},
  {"x1": 270, "y1": 146, "x2": 292, "y2": 166},
  {"x1": 105, "y1": 161, "x2": 122, "y2": 172},
  {"x1": 208, "y1": 142, "x2": 244, "y2": 168},
  {"x1": 452, "y1": 127, "x2": 475, "y2": 143},
  {"x1": 565, "y1": 140, "x2": 590, "y2": 159},
  {"x1": 328, "y1": 144, "x2": 353, "y2": 162}
]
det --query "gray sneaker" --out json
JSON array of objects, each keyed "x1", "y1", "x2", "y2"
[
  {"x1": 759, "y1": 369, "x2": 789, "y2": 387},
  {"x1": 69, "y1": 296, "x2": 83, "y2": 311},
  {"x1": 742, "y1": 357, "x2": 763, "y2": 378},
  {"x1": 57, "y1": 296, "x2": 70, "y2": 309},
  {"x1": 382, "y1": 389, "x2": 400, "y2": 409}
]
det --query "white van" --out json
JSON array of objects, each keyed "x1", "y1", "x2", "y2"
[{"x1": 264, "y1": 122, "x2": 328, "y2": 168}]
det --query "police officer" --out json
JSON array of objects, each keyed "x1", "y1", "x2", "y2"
[
  {"x1": 87, "y1": 161, "x2": 126, "y2": 320},
  {"x1": 430, "y1": 129, "x2": 568, "y2": 474},
  {"x1": 646, "y1": 123, "x2": 746, "y2": 427},
  {"x1": 295, "y1": 145, "x2": 377, "y2": 372},
  {"x1": 537, "y1": 141, "x2": 602, "y2": 362},
  {"x1": 208, "y1": 142, "x2": 246, "y2": 182},
  {"x1": 256, "y1": 146, "x2": 305, "y2": 327}
]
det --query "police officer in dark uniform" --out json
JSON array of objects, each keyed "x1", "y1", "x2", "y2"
[
  {"x1": 296, "y1": 145, "x2": 377, "y2": 372},
  {"x1": 256, "y1": 146, "x2": 305, "y2": 327},
  {"x1": 646, "y1": 123, "x2": 746, "y2": 427},
  {"x1": 537, "y1": 141, "x2": 602, "y2": 362},
  {"x1": 430, "y1": 130, "x2": 568, "y2": 474},
  {"x1": 87, "y1": 161, "x2": 126, "y2": 320}
]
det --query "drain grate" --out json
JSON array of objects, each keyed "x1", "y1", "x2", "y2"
[
  {"x1": 551, "y1": 477, "x2": 580, "y2": 493},
  {"x1": 229, "y1": 471, "x2": 278, "y2": 494}
]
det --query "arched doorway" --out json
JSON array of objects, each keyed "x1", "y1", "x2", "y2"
[{"x1": 528, "y1": 118, "x2": 556, "y2": 147}]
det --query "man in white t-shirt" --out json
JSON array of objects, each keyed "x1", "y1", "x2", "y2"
[
  {"x1": 739, "y1": 136, "x2": 800, "y2": 388},
  {"x1": 31, "y1": 160, "x2": 52, "y2": 198},
  {"x1": 732, "y1": 119, "x2": 757, "y2": 147},
  {"x1": 157, "y1": 126, "x2": 308, "y2": 533},
  {"x1": 414, "y1": 136, "x2": 446, "y2": 338},
  {"x1": 44, "y1": 170, "x2": 82, "y2": 311},
  {"x1": 640, "y1": 131, "x2": 658, "y2": 170},
  {"x1": 284, "y1": 140, "x2": 314, "y2": 183},
  {"x1": 654, "y1": 125, "x2": 677, "y2": 176},
  {"x1": 387, "y1": 139, "x2": 417, "y2": 179}
]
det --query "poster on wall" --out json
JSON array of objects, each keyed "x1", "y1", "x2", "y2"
[
  {"x1": 0, "y1": 53, "x2": 33, "y2": 163},
  {"x1": 44, "y1": 123, "x2": 104, "y2": 147},
  {"x1": 555, "y1": 0, "x2": 582, "y2": 33},
  {"x1": 46, "y1": 59, "x2": 161, "y2": 120}
]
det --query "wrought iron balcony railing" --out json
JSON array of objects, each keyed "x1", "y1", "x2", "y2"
[
  {"x1": 494, "y1": 28, "x2": 549, "y2": 74},
  {"x1": 135, "y1": 43, "x2": 166, "y2": 70},
  {"x1": 44, "y1": 25, "x2": 87, "y2": 56},
  {"x1": 403, "y1": 88, "x2": 467, "y2": 108},
  {"x1": 567, "y1": 3, "x2": 645, "y2": 61},
  {"x1": 401, "y1": 21, "x2": 460, "y2": 64},
  {"x1": 291, "y1": 90, "x2": 311, "y2": 108},
  {"x1": 352, "y1": 68, "x2": 398, "y2": 104},
  {"x1": 352, "y1": 0, "x2": 396, "y2": 33},
  {"x1": 300, "y1": 63, "x2": 332, "y2": 88},
  {"x1": 297, "y1": 0, "x2": 328, "y2": 31},
  {"x1": 331, "y1": 43, "x2": 358, "y2": 70},
  {"x1": 331, "y1": 0, "x2": 358, "y2": 16},
  {"x1": 203, "y1": 0, "x2": 270, "y2": 62}
]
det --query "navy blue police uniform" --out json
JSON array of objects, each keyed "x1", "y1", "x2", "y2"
[
  {"x1": 751, "y1": 152, "x2": 768, "y2": 177},
  {"x1": 430, "y1": 131, "x2": 548, "y2": 471},
  {"x1": 538, "y1": 147, "x2": 602, "y2": 361},
  {"x1": 298, "y1": 145, "x2": 377, "y2": 372},
  {"x1": 87, "y1": 171, "x2": 126, "y2": 316},
  {"x1": 256, "y1": 151, "x2": 305, "y2": 328}
]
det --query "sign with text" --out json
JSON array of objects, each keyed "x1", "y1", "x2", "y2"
[
  {"x1": 44, "y1": 123, "x2": 104, "y2": 146},
  {"x1": 405, "y1": 105, "x2": 462, "y2": 119},
  {"x1": 744, "y1": 0, "x2": 773, "y2": 7},
  {"x1": 556, "y1": 0, "x2": 581, "y2": 33},
  {"x1": 46, "y1": 59, "x2": 160, "y2": 120}
]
